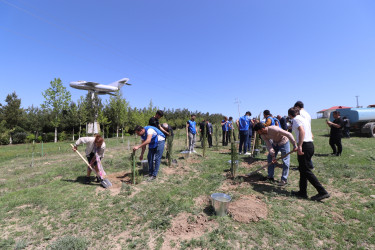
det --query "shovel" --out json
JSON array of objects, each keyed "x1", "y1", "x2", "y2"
[
  {"x1": 70, "y1": 144, "x2": 112, "y2": 188},
  {"x1": 246, "y1": 150, "x2": 295, "y2": 176}
]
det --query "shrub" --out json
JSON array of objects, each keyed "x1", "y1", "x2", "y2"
[
  {"x1": 26, "y1": 134, "x2": 35, "y2": 143},
  {"x1": 0, "y1": 133, "x2": 10, "y2": 145},
  {"x1": 37, "y1": 136, "x2": 43, "y2": 142},
  {"x1": 47, "y1": 236, "x2": 88, "y2": 250},
  {"x1": 12, "y1": 132, "x2": 27, "y2": 144},
  {"x1": 43, "y1": 132, "x2": 55, "y2": 142},
  {"x1": 58, "y1": 131, "x2": 67, "y2": 141}
]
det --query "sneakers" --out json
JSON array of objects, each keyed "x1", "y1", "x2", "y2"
[
  {"x1": 84, "y1": 176, "x2": 91, "y2": 184},
  {"x1": 96, "y1": 176, "x2": 101, "y2": 183},
  {"x1": 193, "y1": 150, "x2": 197, "y2": 153},
  {"x1": 147, "y1": 176, "x2": 156, "y2": 182},
  {"x1": 244, "y1": 152, "x2": 251, "y2": 156},
  {"x1": 311, "y1": 193, "x2": 330, "y2": 201},
  {"x1": 239, "y1": 152, "x2": 242, "y2": 155},
  {"x1": 291, "y1": 190, "x2": 308, "y2": 199},
  {"x1": 261, "y1": 176, "x2": 275, "y2": 182},
  {"x1": 278, "y1": 180, "x2": 288, "y2": 186}
]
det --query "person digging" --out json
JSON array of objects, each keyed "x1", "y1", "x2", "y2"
[
  {"x1": 133, "y1": 125, "x2": 166, "y2": 182},
  {"x1": 72, "y1": 134, "x2": 106, "y2": 184}
]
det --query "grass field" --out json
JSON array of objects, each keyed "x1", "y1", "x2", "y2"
[{"x1": 0, "y1": 119, "x2": 374, "y2": 249}]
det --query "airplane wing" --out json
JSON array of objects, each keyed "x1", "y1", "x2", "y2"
[
  {"x1": 97, "y1": 91, "x2": 117, "y2": 96},
  {"x1": 84, "y1": 81, "x2": 100, "y2": 86}
]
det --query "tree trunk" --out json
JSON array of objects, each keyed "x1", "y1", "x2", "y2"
[
  {"x1": 54, "y1": 127, "x2": 57, "y2": 143},
  {"x1": 116, "y1": 125, "x2": 119, "y2": 138},
  {"x1": 78, "y1": 123, "x2": 81, "y2": 138},
  {"x1": 72, "y1": 127, "x2": 75, "y2": 141}
]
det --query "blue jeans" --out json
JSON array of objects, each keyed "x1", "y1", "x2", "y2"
[
  {"x1": 239, "y1": 130, "x2": 249, "y2": 154},
  {"x1": 147, "y1": 140, "x2": 165, "y2": 177},
  {"x1": 267, "y1": 141, "x2": 290, "y2": 181},
  {"x1": 246, "y1": 134, "x2": 252, "y2": 151}
]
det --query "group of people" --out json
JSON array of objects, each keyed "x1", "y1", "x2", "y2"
[
  {"x1": 251, "y1": 101, "x2": 331, "y2": 201},
  {"x1": 73, "y1": 103, "x2": 337, "y2": 201}
]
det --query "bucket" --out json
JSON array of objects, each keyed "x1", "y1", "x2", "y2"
[
  {"x1": 210, "y1": 193, "x2": 231, "y2": 216},
  {"x1": 141, "y1": 160, "x2": 148, "y2": 174}
]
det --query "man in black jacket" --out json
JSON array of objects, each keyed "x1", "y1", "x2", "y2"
[{"x1": 326, "y1": 111, "x2": 344, "y2": 156}]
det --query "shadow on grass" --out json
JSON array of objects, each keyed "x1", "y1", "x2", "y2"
[
  {"x1": 203, "y1": 204, "x2": 215, "y2": 216},
  {"x1": 61, "y1": 176, "x2": 101, "y2": 186},
  {"x1": 240, "y1": 173, "x2": 291, "y2": 196}
]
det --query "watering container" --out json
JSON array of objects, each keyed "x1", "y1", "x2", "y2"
[
  {"x1": 141, "y1": 160, "x2": 148, "y2": 174},
  {"x1": 211, "y1": 193, "x2": 231, "y2": 216}
]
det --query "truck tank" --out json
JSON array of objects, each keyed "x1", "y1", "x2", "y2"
[
  {"x1": 329, "y1": 108, "x2": 375, "y2": 123},
  {"x1": 330, "y1": 108, "x2": 375, "y2": 137}
]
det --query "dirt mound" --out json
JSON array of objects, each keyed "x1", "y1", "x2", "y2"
[
  {"x1": 96, "y1": 171, "x2": 132, "y2": 196},
  {"x1": 194, "y1": 195, "x2": 210, "y2": 207},
  {"x1": 163, "y1": 212, "x2": 218, "y2": 248},
  {"x1": 228, "y1": 195, "x2": 268, "y2": 223}
]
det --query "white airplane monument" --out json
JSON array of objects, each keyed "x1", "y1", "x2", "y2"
[{"x1": 69, "y1": 77, "x2": 131, "y2": 133}]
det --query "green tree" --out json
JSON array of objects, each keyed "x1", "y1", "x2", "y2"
[
  {"x1": 105, "y1": 91, "x2": 129, "y2": 137},
  {"x1": 64, "y1": 102, "x2": 80, "y2": 141},
  {"x1": 2, "y1": 92, "x2": 24, "y2": 143},
  {"x1": 77, "y1": 96, "x2": 88, "y2": 138},
  {"x1": 42, "y1": 78, "x2": 71, "y2": 143}
]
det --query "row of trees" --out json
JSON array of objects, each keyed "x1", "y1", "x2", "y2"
[{"x1": 0, "y1": 78, "x2": 223, "y2": 145}]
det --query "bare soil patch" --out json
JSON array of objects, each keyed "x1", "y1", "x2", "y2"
[
  {"x1": 163, "y1": 212, "x2": 218, "y2": 249},
  {"x1": 228, "y1": 195, "x2": 268, "y2": 223},
  {"x1": 95, "y1": 171, "x2": 135, "y2": 196}
]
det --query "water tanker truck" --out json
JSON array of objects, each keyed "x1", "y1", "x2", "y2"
[{"x1": 329, "y1": 108, "x2": 375, "y2": 137}]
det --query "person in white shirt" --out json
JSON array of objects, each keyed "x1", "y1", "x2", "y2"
[{"x1": 288, "y1": 107, "x2": 330, "y2": 201}]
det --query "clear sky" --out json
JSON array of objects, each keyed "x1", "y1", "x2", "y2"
[{"x1": 1, "y1": 0, "x2": 375, "y2": 120}]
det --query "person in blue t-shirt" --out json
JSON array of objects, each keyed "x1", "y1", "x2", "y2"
[
  {"x1": 133, "y1": 125, "x2": 166, "y2": 182},
  {"x1": 236, "y1": 111, "x2": 252, "y2": 155},
  {"x1": 221, "y1": 116, "x2": 229, "y2": 146},
  {"x1": 186, "y1": 114, "x2": 199, "y2": 152},
  {"x1": 246, "y1": 117, "x2": 253, "y2": 152}
]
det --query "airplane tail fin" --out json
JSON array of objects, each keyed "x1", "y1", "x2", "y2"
[{"x1": 108, "y1": 78, "x2": 130, "y2": 89}]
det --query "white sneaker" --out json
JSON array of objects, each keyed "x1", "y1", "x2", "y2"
[
  {"x1": 245, "y1": 152, "x2": 251, "y2": 155},
  {"x1": 239, "y1": 152, "x2": 242, "y2": 155},
  {"x1": 193, "y1": 150, "x2": 197, "y2": 153}
]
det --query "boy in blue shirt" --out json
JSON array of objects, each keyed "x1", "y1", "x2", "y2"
[
  {"x1": 236, "y1": 111, "x2": 251, "y2": 155},
  {"x1": 133, "y1": 125, "x2": 166, "y2": 181},
  {"x1": 186, "y1": 114, "x2": 199, "y2": 153}
]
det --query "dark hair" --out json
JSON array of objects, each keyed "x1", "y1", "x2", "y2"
[
  {"x1": 288, "y1": 107, "x2": 300, "y2": 118},
  {"x1": 263, "y1": 110, "x2": 270, "y2": 116},
  {"x1": 253, "y1": 122, "x2": 265, "y2": 131},
  {"x1": 333, "y1": 111, "x2": 340, "y2": 115},
  {"x1": 94, "y1": 134, "x2": 104, "y2": 145},
  {"x1": 229, "y1": 116, "x2": 233, "y2": 120},
  {"x1": 134, "y1": 125, "x2": 144, "y2": 132},
  {"x1": 191, "y1": 114, "x2": 196, "y2": 117},
  {"x1": 245, "y1": 111, "x2": 251, "y2": 116},
  {"x1": 294, "y1": 101, "x2": 304, "y2": 109},
  {"x1": 156, "y1": 110, "x2": 164, "y2": 117}
]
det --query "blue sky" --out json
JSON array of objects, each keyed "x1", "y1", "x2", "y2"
[{"x1": 1, "y1": 0, "x2": 375, "y2": 119}]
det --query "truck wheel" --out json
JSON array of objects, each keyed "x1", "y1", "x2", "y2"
[{"x1": 370, "y1": 123, "x2": 375, "y2": 137}]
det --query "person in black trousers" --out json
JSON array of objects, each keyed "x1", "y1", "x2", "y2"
[
  {"x1": 288, "y1": 107, "x2": 330, "y2": 201},
  {"x1": 206, "y1": 120, "x2": 213, "y2": 148},
  {"x1": 326, "y1": 111, "x2": 344, "y2": 156}
]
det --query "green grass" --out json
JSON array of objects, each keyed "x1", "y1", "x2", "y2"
[{"x1": 0, "y1": 120, "x2": 374, "y2": 249}]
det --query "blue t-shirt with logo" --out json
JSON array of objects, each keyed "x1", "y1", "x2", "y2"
[
  {"x1": 187, "y1": 120, "x2": 196, "y2": 134},
  {"x1": 239, "y1": 115, "x2": 250, "y2": 131}
]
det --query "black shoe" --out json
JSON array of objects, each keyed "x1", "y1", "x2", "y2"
[
  {"x1": 96, "y1": 176, "x2": 101, "y2": 183},
  {"x1": 278, "y1": 180, "x2": 288, "y2": 186},
  {"x1": 330, "y1": 153, "x2": 337, "y2": 156},
  {"x1": 291, "y1": 190, "x2": 308, "y2": 199},
  {"x1": 311, "y1": 193, "x2": 330, "y2": 201},
  {"x1": 84, "y1": 176, "x2": 91, "y2": 184},
  {"x1": 261, "y1": 176, "x2": 275, "y2": 182},
  {"x1": 336, "y1": 153, "x2": 341, "y2": 156}
]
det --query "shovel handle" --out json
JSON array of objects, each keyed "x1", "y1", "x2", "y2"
[
  {"x1": 70, "y1": 144, "x2": 93, "y2": 171},
  {"x1": 247, "y1": 150, "x2": 295, "y2": 176}
]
